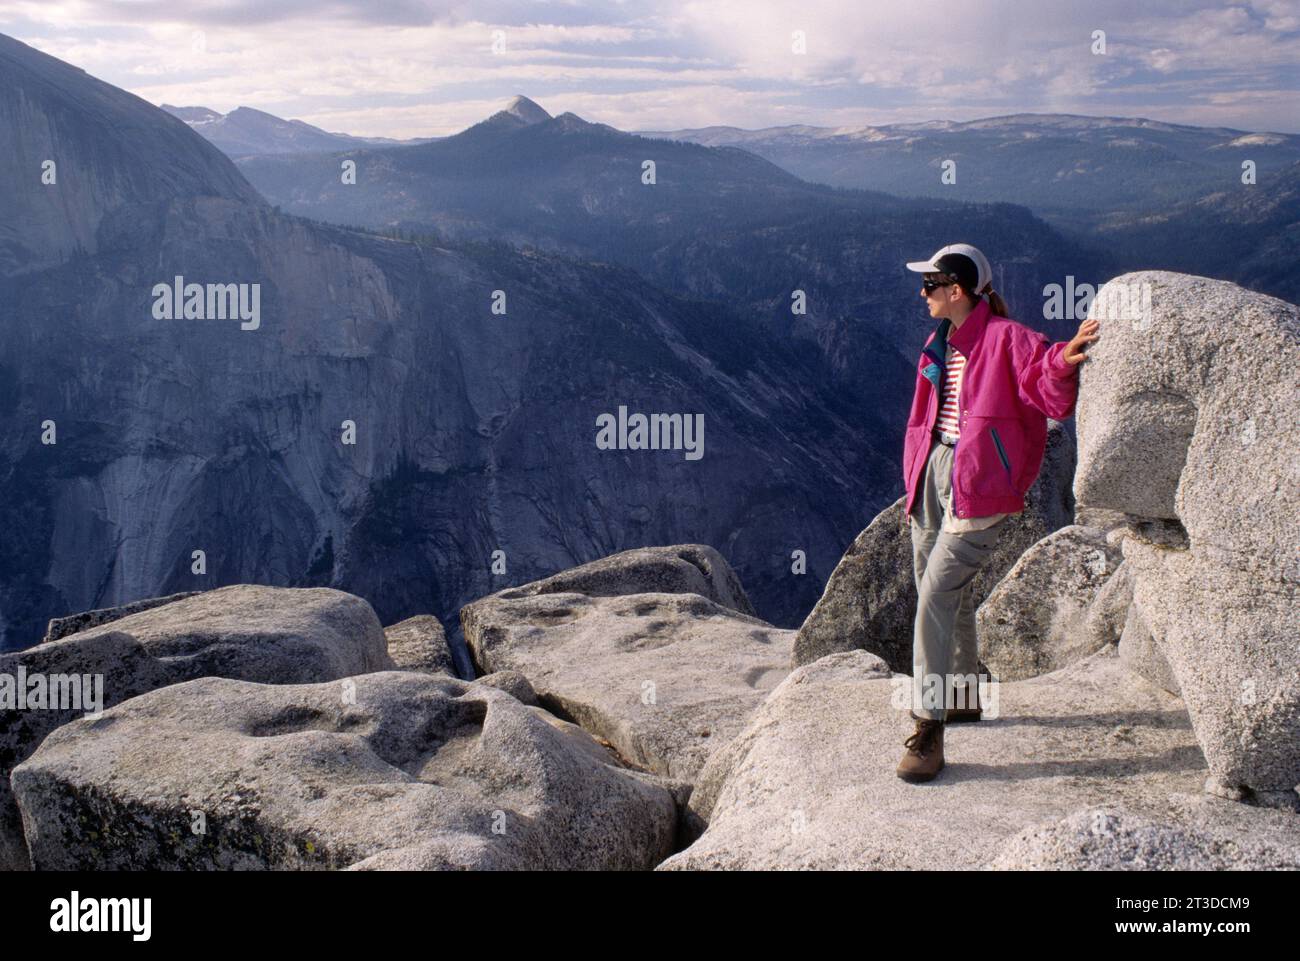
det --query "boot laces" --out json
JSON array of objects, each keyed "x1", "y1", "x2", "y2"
[{"x1": 904, "y1": 719, "x2": 942, "y2": 757}]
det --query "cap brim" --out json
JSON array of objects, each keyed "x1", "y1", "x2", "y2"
[{"x1": 906, "y1": 260, "x2": 941, "y2": 273}]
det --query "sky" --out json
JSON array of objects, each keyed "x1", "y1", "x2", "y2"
[{"x1": 2, "y1": 0, "x2": 1298, "y2": 138}]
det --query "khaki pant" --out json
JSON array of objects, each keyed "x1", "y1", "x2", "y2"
[{"x1": 908, "y1": 435, "x2": 1008, "y2": 721}]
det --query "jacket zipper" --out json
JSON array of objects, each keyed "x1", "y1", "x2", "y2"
[{"x1": 952, "y1": 343, "x2": 963, "y2": 515}]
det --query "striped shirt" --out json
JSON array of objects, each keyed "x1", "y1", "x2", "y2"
[
  {"x1": 931, "y1": 342, "x2": 1015, "y2": 531},
  {"x1": 935, "y1": 344, "x2": 965, "y2": 436}
]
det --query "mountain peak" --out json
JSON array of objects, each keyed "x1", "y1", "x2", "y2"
[
  {"x1": 227, "y1": 105, "x2": 282, "y2": 123},
  {"x1": 484, "y1": 95, "x2": 553, "y2": 128},
  {"x1": 504, "y1": 95, "x2": 550, "y2": 123}
]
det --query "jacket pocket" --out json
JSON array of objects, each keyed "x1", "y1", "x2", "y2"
[{"x1": 990, "y1": 426, "x2": 1015, "y2": 491}]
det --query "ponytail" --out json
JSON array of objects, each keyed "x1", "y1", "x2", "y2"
[{"x1": 972, "y1": 283, "x2": 1008, "y2": 317}]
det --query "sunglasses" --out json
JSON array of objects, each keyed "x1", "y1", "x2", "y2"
[{"x1": 921, "y1": 277, "x2": 954, "y2": 294}]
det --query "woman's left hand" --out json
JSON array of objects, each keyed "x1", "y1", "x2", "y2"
[{"x1": 1062, "y1": 318, "x2": 1101, "y2": 366}]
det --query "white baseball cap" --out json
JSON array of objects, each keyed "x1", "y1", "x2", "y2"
[{"x1": 906, "y1": 243, "x2": 993, "y2": 298}]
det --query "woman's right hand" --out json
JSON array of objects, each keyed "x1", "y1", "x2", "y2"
[{"x1": 1062, "y1": 318, "x2": 1101, "y2": 366}]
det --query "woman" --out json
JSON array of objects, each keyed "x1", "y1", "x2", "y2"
[{"x1": 896, "y1": 243, "x2": 1100, "y2": 783}]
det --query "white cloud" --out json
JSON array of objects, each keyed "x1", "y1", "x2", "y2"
[{"x1": 2, "y1": 0, "x2": 1296, "y2": 136}]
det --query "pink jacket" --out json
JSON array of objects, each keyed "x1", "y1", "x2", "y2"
[{"x1": 903, "y1": 297, "x2": 1080, "y2": 520}]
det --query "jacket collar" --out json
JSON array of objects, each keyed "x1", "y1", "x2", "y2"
[
  {"x1": 946, "y1": 296, "x2": 991, "y2": 356},
  {"x1": 919, "y1": 297, "x2": 992, "y2": 391}
]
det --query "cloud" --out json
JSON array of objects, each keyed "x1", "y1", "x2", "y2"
[{"x1": 2, "y1": 0, "x2": 1296, "y2": 137}]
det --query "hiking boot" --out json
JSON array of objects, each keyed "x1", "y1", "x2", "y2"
[{"x1": 896, "y1": 717, "x2": 945, "y2": 782}]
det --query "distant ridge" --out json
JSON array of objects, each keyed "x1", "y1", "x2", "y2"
[
  {"x1": 638, "y1": 111, "x2": 1294, "y2": 143},
  {"x1": 160, "y1": 103, "x2": 436, "y2": 156}
]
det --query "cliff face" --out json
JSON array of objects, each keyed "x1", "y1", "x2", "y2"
[
  {"x1": 0, "y1": 35, "x2": 896, "y2": 647},
  {"x1": 0, "y1": 34, "x2": 261, "y2": 276}
]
